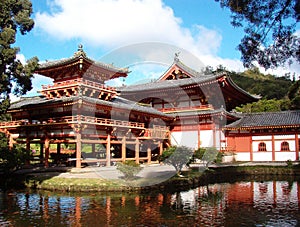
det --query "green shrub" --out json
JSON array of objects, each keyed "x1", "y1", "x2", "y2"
[
  {"x1": 0, "y1": 146, "x2": 31, "y2": 172},
  {"x1": 159, "y1": 146, "x2": 193, "y2": 175},
  {"x1": 116, "y1": 160, "x2": 143, "y2": 180}
]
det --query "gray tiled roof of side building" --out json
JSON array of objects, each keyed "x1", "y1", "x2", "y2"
[{"x1": 224, "y1": 110, "x2": 300, "y2": 128}]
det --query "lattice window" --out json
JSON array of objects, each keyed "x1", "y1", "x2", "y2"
[
  {"x1": 280, "y1": 141, "x2": 290, "y2": 151},
  {"x1": 258, "y1": 142, "x2": 267, "y2": 151}
]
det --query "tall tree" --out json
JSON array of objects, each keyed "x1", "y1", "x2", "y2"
[
  {"x1": 0, "y1": 0, "x2": 38, "y2": 116},
  {"x1": 216, "y1": 0, "x2": 300, "y2": 69}
]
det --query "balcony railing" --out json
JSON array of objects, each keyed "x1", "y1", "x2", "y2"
[
  {"x1": 158, "y1": 104, "x2": 213, "y2": 113},
  {"x1": 42, "y1": 78, "x2": 116, "y2": 92}
]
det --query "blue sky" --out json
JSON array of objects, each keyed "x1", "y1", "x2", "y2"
[{"x1": 14, "y1": 0, "x2": 300, "y2": 97}]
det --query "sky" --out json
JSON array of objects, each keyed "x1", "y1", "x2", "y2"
[{"x1": 14, "y1": 0, "x2": 300, "y2": 98}]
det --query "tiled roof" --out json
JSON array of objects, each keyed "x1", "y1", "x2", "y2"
[
  {"x1": 37, "y1": 48, "x2": 128, "y2": 74},
  {"x1": 9, "y1": 95, "x2": 172, "y2": 119},
  {"x1": 119, "y1": 74, "x2": 220, "y2": 92},
  {"x1": 224, "y1": 110, "x2": 300, "y2": 129},
  {"x1": 171, "y1": 107, "x2": 239, "y2": 119},
  {"x1": 157, "y1": 59, "x2": 203, "y2": 81}
]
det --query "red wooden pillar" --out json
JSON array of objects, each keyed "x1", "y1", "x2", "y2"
[
  {"x1": 272, "y1": 134, "x2": 275, "y2": 161},
  {"x1": 197, "y1": 124, "x2": 201, "y2": 149},
  {"x1": 44, "y1": 137, "x2": 50, "y2": 167},
  {"x1": 147, "y1": 147, "x2": 151, "y2": 164},
  {"x1": 76, "y1": 132, "x2": 82, "y2": 168},
  {"x1": 250, "y1": 135, "x2": 253, "y2": 161},
  {"x1": 295, "y1": 134, "x2": 299, "y2": 160},
  {"x1": 8, "y1": 133, "x2": 14, "y2": 150},
  {"x1": 159, "y1": 141, "x2": 163, "y2": 156},
  {"x1": 122, "y1": 136, "x2": 126, "y2": 162},
  {"x1": 135, "y1": 138, "x2": 140, "y2": 164},
  {"x1": 106, "y1": 134, "x2": 111, "y2": 167}
]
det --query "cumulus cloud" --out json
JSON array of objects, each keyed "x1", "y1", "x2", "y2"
[
  {"x1": 34, "y1": 0, "x2": 299, "y2": 80},
  {"x1": 34, "y1": 0, "x2": 222, "y2": 56}
]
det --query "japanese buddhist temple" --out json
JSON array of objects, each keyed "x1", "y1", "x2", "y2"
[{"x1": 0, "y1": 45, "x2": 299, "y2": 167}]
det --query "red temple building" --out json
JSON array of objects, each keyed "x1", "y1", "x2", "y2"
[{"x1": 0, "y1": 46, "x2": 299, "y2": 167}]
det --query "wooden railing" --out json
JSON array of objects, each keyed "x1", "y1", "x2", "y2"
[
  {"x1": 0, "y1": 120, "x2": 24, "y2": 127},
  {"x1": 42, "y1": 78, "x2": 116, "y2": 92},
  {"x1": 65, "y1": 115, "x2": 145, "y2": 128},
  {"x1": 158, "y1": 104, "x2": 213, "y2": 113},
  {"x1": 0, "y1": 116, "x2": 170, "y2": 139},
  {"x1": 0, "y1": 115, "x2": 145, "y2": 129}
]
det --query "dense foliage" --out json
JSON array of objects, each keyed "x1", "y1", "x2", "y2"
[
  {"x1": 205, "y1": 65, "x2": 299, "y2": 112},
  {"x1": 215, "y1": 0, "x2": 300, "y2": 69},
  {"x1": 0, "y1": 0, "x2": 38, "y2": 114},
  {"x1": 0, "y1": 133, "x2": 31, "y2": 172},
  {"x1": 0, "y1": 0, "x2": 37, "y2": 171}
]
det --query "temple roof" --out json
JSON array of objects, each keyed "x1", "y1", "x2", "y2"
[
  {"x1": 35, "y1": 45, "x2": 129, "y2": 82},
  {"x1": 157, "y1": 58, "x2": 203, "y2": 81},
  {"x1": 119, "y1": 72, "x2": 259, "y2": 110},
  {"x1": 119, "y1": 73, "x2": 220, "y2": 92},
  {"x1": 171, "y1": 107, "x2": 239, "y2": 120},
  {"x1": 224, "y1": 110, "x2": 300, "y2": 130},
  {"x1": 9, "y1": 95, "x2": 172, "y2": 120}
]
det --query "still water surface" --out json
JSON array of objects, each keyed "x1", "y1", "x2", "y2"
[{"x1": 1, "y1": 181, "x2": 300, "y2": 226}]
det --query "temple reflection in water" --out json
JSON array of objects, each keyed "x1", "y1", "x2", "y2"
[{"x1": 1, "y1": 181, "x2": 300, "y2": 226}]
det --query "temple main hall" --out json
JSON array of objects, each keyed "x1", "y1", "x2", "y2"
[{"x1": 0, "y1": 46, "x2": 299, "y2": 167}]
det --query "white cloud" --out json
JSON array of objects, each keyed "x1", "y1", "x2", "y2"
[
  {"x1": 35, "y1": 0, "x2": 222, "y2": 56},
  {"x1": 34, "y1": 0, "x2": 299, "y2": 79}
]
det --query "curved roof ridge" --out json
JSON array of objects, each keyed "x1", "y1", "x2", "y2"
[{"x1": 37, "y1": 45, "x2": 129, "y2": 74}]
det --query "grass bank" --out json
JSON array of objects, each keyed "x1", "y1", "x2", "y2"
[{"x1": 1, "y1": 164, "x2": 300, "y2": 192}]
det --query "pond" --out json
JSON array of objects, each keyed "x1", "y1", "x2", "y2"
[{"x1": 1, "y1": 180, "x2": 300, "y2": 226}]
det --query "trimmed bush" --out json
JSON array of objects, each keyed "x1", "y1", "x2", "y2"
[{"x1": 116, "y1": 160, "x2": 143, "y2": 180}]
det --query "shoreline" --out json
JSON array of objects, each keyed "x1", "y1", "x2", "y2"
[{"x1": 1, "y1": 162, "x2": 300, "y2": 192}]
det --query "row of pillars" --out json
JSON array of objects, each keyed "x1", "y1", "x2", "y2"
[
  {"x1": 13, "y1": 133, "x2": 164, "y2": 168},
  {"x1": 76, "y1": 134, "x2": 163, "y2": 168}
]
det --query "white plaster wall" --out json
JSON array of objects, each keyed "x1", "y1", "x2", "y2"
[
  {"x1": 274, "y1": 135, "x2": 294, "y2": 140},
  {"x1": 252, "y1": 141, "x2": 272, "y2": 152},
  {"x1": 252, "y1": 135, "x2": 272, "y2": 140},
  {"x1": 274, "y1": 141, "x2": 295, "y2": 151},
  {"x1": 171, "y1": 131, "x2": 198, "y2": 149},
  {"x1": 275, "y1": 152, "x2": 298, "y2": 161},
  {"x1": 252, "y1": 152, "x2": 273, "y2": 161},
  {"x1": 200, "y1": 130, "x2": 214, "y2": 147},
  {"x1": 235, "y1": 153, "x2": 251, "y2": 161}
]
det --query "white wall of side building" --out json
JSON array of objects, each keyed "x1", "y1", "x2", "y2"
[
  {"x1": 234, "y1": 153, "x2": 251, "y2": 161},
  {"x1": 234, "y1": 134, "x2": 299, "y2": 161},
  {"x1": 275, "y1": 152, "x2": 297, "y2": 161},
  {"x1": 170, "y1": 129, "x2": 224, "y2": 149},
  {"x1": 171, "y1": 131, "x2": 198, "y2": 149}
]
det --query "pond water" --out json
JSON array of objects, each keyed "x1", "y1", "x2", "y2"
[{"x1": 1, "y1": 181, "x2": 300, "y2": 226}]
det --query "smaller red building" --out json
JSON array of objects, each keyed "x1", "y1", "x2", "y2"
[{"x1": 224, "y1": 111, "x2": 300, "y2": 161}]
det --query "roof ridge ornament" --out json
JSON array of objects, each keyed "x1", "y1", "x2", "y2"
[
  {"x1": 174, "y1": 51, "x2": 180, "y2": 62},
  {"x1": 74, "y1": 44, "x2": 86, "y2": 57}
]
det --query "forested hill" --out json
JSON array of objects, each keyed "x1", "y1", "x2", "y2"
[
  {"x1": 205, "y1": 66, "x2": 299, "y2": 112},
  {"x1": 228, "y1": 68, "x2": 293, "y2": 100}
]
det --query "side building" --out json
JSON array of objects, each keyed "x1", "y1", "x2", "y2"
[{"x1": 224, "y1": 111, "x2": 300, "y2": 161}]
